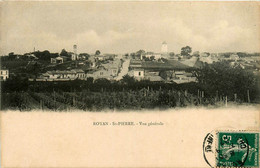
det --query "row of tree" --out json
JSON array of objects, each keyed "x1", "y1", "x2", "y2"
[{"x1": 3, "y1": 49, "x2": 103, "y2": 62}]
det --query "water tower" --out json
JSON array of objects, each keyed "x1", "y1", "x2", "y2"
[{"x1": 161, "y1": 41, "x2": 168, "y2": 53}]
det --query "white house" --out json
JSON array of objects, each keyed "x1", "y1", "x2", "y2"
[
  {"x1": 41, "y1": 69, "x2": 85, "y2": 80},
  {"x1": 51, "y1": 57, "x2": 64, "y2": 64},
  {"x1": 133, "y1": 69, "x2": 144, "y2": 78},
  {"x1": 0, "y1": 69, "x2": 9, "y2": 81}
]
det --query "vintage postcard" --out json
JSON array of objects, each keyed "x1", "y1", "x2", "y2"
[{"x1": 0, "y1": 1, "x2": 259, "y2": 168}]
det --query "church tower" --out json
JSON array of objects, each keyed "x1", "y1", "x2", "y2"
[{"x1": 72, "y1": 44, "x2": 77, "y2": 60}]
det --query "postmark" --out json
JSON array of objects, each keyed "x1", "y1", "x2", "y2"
[{"x1": 203, "y1": 130, "x2": 259, "y2": 168}]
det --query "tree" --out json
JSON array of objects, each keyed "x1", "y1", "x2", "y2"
[
  {"x1": 8, "y1": 52, "x2": 14, "y2": 56},
  {"x1": 150, "y1": 56, "x2": 155, "y2": 61},
  {"x1": 95, "y1": 50, "x2": 101, "y2": 55},
  {"x1": 120, "y1": 75, "x2": 136, "y2": 84},
  {"x1": 42, "y1": 50, "x2": 51, "y2": 57},
  {"x1": 136, "y1": 50, "x2": 145, "y2": 60},
  {"x1": 144, "y1": 57, "x2": 150, "y2": 61},
  {"x1": 79, "y1": 53, "x2": 90, "y2": 60},
  {"x1": 181, "y1": 46, "x2": 192, "y2": 56},
  {"x1": 33, "y1": 50, "x2": 51, "y2": 61},
  {"x1": 169, "y1": 52, "x2": 175, "y2": 57},
  {"x1": 159, "y1": 71, "x2": 168, "y2": 80},
  {"x1": 193, "y1": 51, "x2": 200, "y2": 57},
  {"x1": 86, "y1": 77, "x2": 94, "y2": 84},
  {"x1": 223, "y1": 53, "x2": 231, "y2": 58},
  {"x1": 60, "y1": 49, "x2": 69, "y2": 57},
  {"x1": 136, "y1": 50, "x2": 145, "y2": 55},
  {"x1": 50, "y1": 53, "x2": 59, "y2": 58},
  {"x1": 237, "y1": 52, "x2": 247, "y2": 58},
  {"x1": 195, "y1": 61, "x2": 257, "y2": 101},
  {"x1": 205, "y1": 52, "x2": 210, "y2": 57},
  {"x1": 32, "y1": 62, "x2": 41, "y2": 79},
  {"x1": 130, "y1": 53, "x2": 136, "y2": 59},
  {"x1": 8, "y1": 52, "x2": 16, "y2": 60},
  {"x1": 94, "y1": 78, "x2": 111, "y2": 85}
]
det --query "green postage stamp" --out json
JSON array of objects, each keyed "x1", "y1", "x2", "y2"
[
  {"x1": 217, "y1": 132, "x2": 259, "y2": 167},
  {"x1": 203, "y1": 131, "x2": 259, "y2": 168}
]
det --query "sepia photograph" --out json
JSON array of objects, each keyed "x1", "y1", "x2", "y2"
[
  {"x1": 0, "y1": 1, "x2": 259, "y2": 168},
  {"x1": 1, "y1": 1, "x2": 260, "y2": 111}
]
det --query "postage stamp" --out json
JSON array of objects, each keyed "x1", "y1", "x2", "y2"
[
  {"x1": 217, "y1": 132, "x2": 259, "y2": 167},
  {"x1": 203, "y1": 130, "x2": 259, "y2": 168}
]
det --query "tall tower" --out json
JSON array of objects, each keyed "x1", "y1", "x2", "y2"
[
  {"x1": 72, "y1": 44, "x2": 77, "y2": 60},
  {"x1": 161, "y1": 41, "x2": 168, "y2": 53}
]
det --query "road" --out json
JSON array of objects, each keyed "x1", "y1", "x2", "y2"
[{"x1": 115, "y1": 59, "x2": 130, "y2": 81}]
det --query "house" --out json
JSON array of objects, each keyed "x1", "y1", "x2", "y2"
[
  {"x1": 130, "y1": 59, "x2": 198, "y2": 83},
  {"x1": 142, "y1": 53, "x2": 162, "y2": 60},
  {"x1": 0, "y1": 69, "x2": 9, "y2": 81},
  {"x1": 144, "y1": 76, "x2": 163, "y2": 82},
  {"x1": 129, "y1": 60, "x2": 142, "y2": 69},
  {"x1": 87, "y1": 68, "x2": 113, "y2": 80},
  {"x1": 100, "y1": 59, "x2": 122, "y2": 77},
  {"x1": 133, "y1": 68, "x2": 144, "y2": 78},
  {"x1": 86, "y1": 59, "x2": 122, "y2": 80},
  {"x1": 51, "y1": 56, "x2": 64, "y2": 64},
  {"x1": 143, "y1": 71, "x2": 163, "y2": 82},
  {"x1": 179, "y1": 57, "x2": 199, "y2": 67},
  {"x1": 39, "y1": 69, "x2": 86, "y2": 80},
  {"x1": 73, "y1": 69, "x2": 86, "y2": 79},
  {"x1": 95, "y1": 55, "x2": 109, "y2": 61},
  {"x1": 174, "y1": 71, "x2": 187, "y2": 79},
  {"x1": 172, "y1": 71, "x2": 196, "y2": 83}
]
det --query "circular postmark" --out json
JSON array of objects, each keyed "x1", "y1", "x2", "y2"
[
  {"x1": 203, "y1": 130, "x2": 250, "y2": 168},
  {"x1": 203, "y1": 130, "x2": 217, "y2": 168}
]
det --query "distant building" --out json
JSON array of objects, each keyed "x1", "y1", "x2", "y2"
[
  {"x1": 171, "y1": 71, "x2": 196, "y2": 84},
  {"x1": 36, "y1": 69, "x2": 85, "y2": 81},
  {"x1": 143, "y1": 53, "x2": 162, "y2": 60},
  {"x1": 129, "y1": 59, "x2": 198, "y2": 83},
  {"x1": 0, "y1": 69, "x2": 9, "y2": 81},
  {"x1": 86, "y1": 59, "x2": 122, "y2": 79},
  {"x1": 96, "y1": 55, "x2": 105, "y2": 61},
  {"x1": 100, "y1": 59, "x2": 122, "y2": 77},
  {"x1": 161, "y1": 41, "x2": 168, "y2": 53},
  {"x1": 87, "y1": 68, "x2": 113, "y2": 80},
  {"x1": 51, "y1": 57, "x2": 64, "y2": 64},
  {"x1": 24, "y1": 53, "x2": 38, "y2": 59}
]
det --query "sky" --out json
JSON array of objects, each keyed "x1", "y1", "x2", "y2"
[{"x1": 0, "y1": 1, "x2": 259, "y2": 55}]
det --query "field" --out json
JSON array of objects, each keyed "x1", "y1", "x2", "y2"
[{"x1": 1, "y1": 88, "x2": 239, "y2": 111}]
